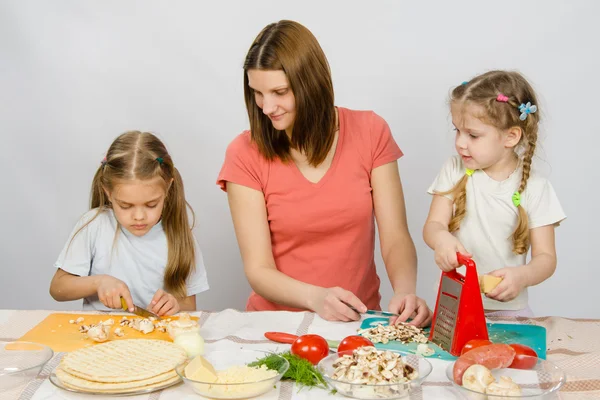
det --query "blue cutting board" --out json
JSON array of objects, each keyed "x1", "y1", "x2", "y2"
[{"x1": 359, "y1": 317, "x2": 546, "y2": 361}]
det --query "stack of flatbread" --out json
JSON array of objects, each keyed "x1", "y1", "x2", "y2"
[{"x1": 55, "y1": 339, "x2": 187, "y2": 393}]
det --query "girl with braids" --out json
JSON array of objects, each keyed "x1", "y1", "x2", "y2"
[
  {"x1": 423, "y1": 71, "x2": 565, "y2": 316},
  {"x1": 50, "y1": 131, "x2": 209, "y2": 315}
]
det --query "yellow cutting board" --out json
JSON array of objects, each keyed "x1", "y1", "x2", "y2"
[{"x1": 18, "y1": 313, "x2": 199, "y2": 352}]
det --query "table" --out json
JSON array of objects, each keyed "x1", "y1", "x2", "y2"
[{"x1": 1, "y1": 310, "x2": 598, "y2": 399}]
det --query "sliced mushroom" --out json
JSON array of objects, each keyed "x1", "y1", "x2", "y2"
[
  {"x1": 138, "y1": 319, "x2": 155, "y2": 334},
  {"x1": 486, "y1": 376, "x2": 522, "y2": 396},
  {"x1": 330, "y1": 347, "x2": 418, "y2": 384},
  {"x1": 86, "y1": 324, "x2": 110, "y2": 342},
  {"x1": 462, "y1": 364, "x2": 494, "y2": 393}
]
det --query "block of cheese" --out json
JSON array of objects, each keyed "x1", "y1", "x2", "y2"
[
  {"x1": 185, "y1": 355, "x2": 217, "y2": 383},
  {"x1": 479, "y1": 275, "x2": 502, "y2": 294}
]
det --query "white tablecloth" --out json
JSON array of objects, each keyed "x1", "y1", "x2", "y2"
[{"x1": 1, "y1": 309, "x2": 598, "y2": 400}]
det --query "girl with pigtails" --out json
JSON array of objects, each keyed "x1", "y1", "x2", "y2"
[
  {"x1": 50, "y1": 131, "x2": 209, "y2": 316},
  {"x1": 423, "y1": 71, "x2": 565, "y2": 317}
]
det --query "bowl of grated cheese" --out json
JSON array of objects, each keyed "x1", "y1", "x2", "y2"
[{"x1": 175, "y1": 350, "x2": 289, "y2": 399}]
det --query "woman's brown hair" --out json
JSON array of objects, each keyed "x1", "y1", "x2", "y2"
[
  {"x1": 443, "y1": 70, "x2": 540, "y2": 254},
  {"x1": 243, "y1": 20, "x2": 336, "y2": 167}
]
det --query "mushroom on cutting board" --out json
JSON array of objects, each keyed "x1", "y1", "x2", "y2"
[{"x1": 86, "y1": 324, "x2": 110, "y2": 342}]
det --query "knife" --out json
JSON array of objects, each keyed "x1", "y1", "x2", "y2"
[
  {"x1": 345, "y1": 304, "x2": 401, "y2": 318},
  {"x1": 363, "y1": 310, "x2": 402, "y2": 318},
  {"x1": 120, "y1": 297, "x2": 161, "y2": 320}
]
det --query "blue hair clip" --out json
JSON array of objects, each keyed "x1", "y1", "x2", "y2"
[
  {"x1": 156, "y1": 157, "x2": 163, "y2": 165},
  {"x1": 518, "y1": 102, "x2": 537, "y2": 121},
  {"x1": 461, "y1": 81, "x2": 469, "y2": 85}
]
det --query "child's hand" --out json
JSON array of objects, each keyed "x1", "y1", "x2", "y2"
[
  {"x1": 148, "y1": 289, "x2": 180, "y2": 316},
  {"x1": 434, "y1": 232, "x2": 472, "y2": 272},
  {"x1": 96, "y1": 275, "x2": 134, "y2": 311},
  {"x1": 486, "y1": 266, "x2": 527, "y2": 302}
]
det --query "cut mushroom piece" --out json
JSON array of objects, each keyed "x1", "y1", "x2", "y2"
[
  {"x1": 138, "y1": 319, "x2": 155, "y2": 334},
  {"x1": 416, "y1": 344, "x2": 435, "y2": 357},
  {"x1": 86, "y1": 324, "x2": 110, "y2": 342},
  {"x1": 462, "y1": 365, "x2": 494, "y2": 394},
  {"x1": 486, "y1": 376, "x2": 522, "y2": 396},
  {"x1": 114, "y1": 327, "x2": 124, "y2": 337}
]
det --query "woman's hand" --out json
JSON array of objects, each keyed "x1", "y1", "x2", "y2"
[
  {"x1": 388, "y1": 293, "x2": 433, "y2": 328},
  {"x1": 309, "y1": 287, "x2": 367, "y2": 322}
]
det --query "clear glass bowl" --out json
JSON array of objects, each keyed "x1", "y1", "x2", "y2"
[
  {"x1": 445, "y1": 356, "x2": 566, "y2": 399},
  {"x1": 318, "y1": 349, "x2": 432, "y2": 399},
  {"x1": 0, "y1": 341, "x2": 53, "y2": 391},
  {"x1": 175, "y1": 350, "x2": 289, "y2": 399}
]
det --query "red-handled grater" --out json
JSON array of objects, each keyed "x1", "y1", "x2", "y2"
[{"x1": 429, "y1": 252, "x2": 489, "y2": 356}]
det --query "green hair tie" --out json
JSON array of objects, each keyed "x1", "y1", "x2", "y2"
[
  {"x1": 465, "y1": 168, "x2": 475, "y2": 176},
  {"x1": 512, "y1": 191, "x2": 521, "y2": 207},
  {"x1": 156, "y1": 157, "x2": 163, "y2": 165}
]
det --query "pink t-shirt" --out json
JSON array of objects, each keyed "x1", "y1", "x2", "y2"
[{"x1": 217, "y1": 107, "x2": 403, "y2": 312}]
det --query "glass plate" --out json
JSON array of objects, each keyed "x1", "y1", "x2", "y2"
[{"x1": 49, "y1": 372, "x2": 182, "y2": 396}]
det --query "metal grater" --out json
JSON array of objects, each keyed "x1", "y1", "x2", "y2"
[
  {"x1": 429, "y1": 253, "x2": 489, "y2": 356},
  {"x1": 430, "y1": 276, "x2": 462, "y2": 351}
]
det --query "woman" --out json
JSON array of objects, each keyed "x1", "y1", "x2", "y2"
[{"x1": 217, "y1": 20, "x2": 431, "y2": 326}]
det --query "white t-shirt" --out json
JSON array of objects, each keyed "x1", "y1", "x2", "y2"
[
  {"x1": 54, "y1": 208, "x2": 209, "y2": 311},
  {"x1": 427, "y1": 156, "x2": 566, "y2": 311}
]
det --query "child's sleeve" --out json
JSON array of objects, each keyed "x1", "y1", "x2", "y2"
[
  {"x1": 370, "y1": 112, "x2": 404, "y2": 170},
  {"x1": 427, "y1": 156, "x2": 463, "y2": 199},
  {"x1": 54, "y1": 211, "x2": 99, "y2": 277},
  {"x1": 216, "y1": 132, "x2": 266, "y2": 192},
  {"x1": 185, "y1": 234, "x2": 210, "y2": 297},
  {"x1": 527, "y1": 180, "x2": 566, "y2": 229}
]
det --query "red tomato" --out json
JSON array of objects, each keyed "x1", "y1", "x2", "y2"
[
  {"x1": 337, "y1": 336, "x2": 374, "y2": 354},
  {"x1": 290, "y1": 334, "x2": 329, "y2": 365},
  {"x1": 460, "y1": 339, "x2": 493, "y2": 355},
  {"x1": 509, "y1": 344, "x2": 537, "y2": 370}
]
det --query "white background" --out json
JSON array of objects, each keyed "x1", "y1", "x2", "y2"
[{"x1": 1, "y1": 1, "x2": 598, "y2": 317}]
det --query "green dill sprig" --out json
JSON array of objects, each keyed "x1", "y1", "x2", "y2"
[{"x1": 248, "y1": 351, "x2": 330, "y2": 391}]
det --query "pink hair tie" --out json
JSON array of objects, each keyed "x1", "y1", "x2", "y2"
[{"x1": 496, "y1": 93, "x2": 509, "y2": 102}]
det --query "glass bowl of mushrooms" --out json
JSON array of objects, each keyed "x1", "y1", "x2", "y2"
[
  {"x1": 318, "y1": 346, "x2": 432, "y2": 399},
  {"x1": 445, "y1": 356, "x2": 566, "y2": 399}
]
